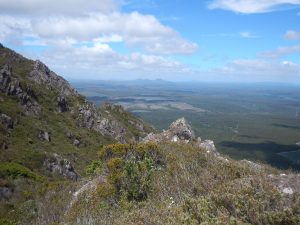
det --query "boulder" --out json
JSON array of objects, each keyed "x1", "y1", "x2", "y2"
[
  {"x1": 0, "y1": 186, "x2": 14, "y2": 201},
  {"x1": 197, "y1": 139, "x2": 218, "y2": 155},
  {"x1": 44, "y1": 153, "x2": 78, "y2": 180},
  {"x1": 0, "y1": 113, "x2": 14, "y2": 134},
  {"x1": 57, "y1": 95, "x2": 69, "y2": 112},
  {"x1": 38, "y1": 130, "x2": 51, "y2": 142},
  {"x1": 73, "y1": 139, "x2": 80, "y2": 147}
]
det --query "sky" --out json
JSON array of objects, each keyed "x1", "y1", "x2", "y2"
[{"x1": 0, "y1": 0, "x2": 300, "y2": 82}]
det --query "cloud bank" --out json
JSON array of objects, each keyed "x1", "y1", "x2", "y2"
[{"x1": 209, "y1": 0, "x2": 300, "y2": 14}]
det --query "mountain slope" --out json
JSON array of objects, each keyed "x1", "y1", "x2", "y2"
[{"x1": 0, "y1": 44, "x2": 155, "y2": 222}]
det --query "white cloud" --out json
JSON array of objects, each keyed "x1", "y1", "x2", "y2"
[
  {"x1": 261, "y1": 45, "x2": 300, "y2": 58},
  {"x1": 209, "y1": 59, "x2": 300, "y2": 82},
  {"x1": 21, "y1": 43, "x2": 190, "y2": 80},
  {"x1": 0, "y1": 0, "x2": 198, "y2": 80},
  {"x1": 0, "y1": 10, "x2": 197, "y2": 55},
  {"x1": 209, "y1": 0, "x2": 300, "y2": 14},
  {"x1": 284, "y1": 30, "x2": 300, "y2": 40},
  {"x1": 0, "y1": 0, "x2": 119, "y2": 16},
  {"x1": 239, "y1": 31, "x2": 258, "y2": 38}
]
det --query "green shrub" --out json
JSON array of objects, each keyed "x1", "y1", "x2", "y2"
[
  {"x1": 85, "y1": 160, "x2": 102, "y2": 175},
  {"x1": 97, "y1": 183, "x2": 116, "y2": 200},
  {"x1": 98, "y1": 144, "x2": 130, "y2": 160},
  {"x1": 0, "y1": 163, "x2": 44, "y2": 181},
  {"x1": 0, "y1": 219, "x2": 18, "y2": 225},
  {"x1": 122, "y1": 157, "x2": 154, "y2": 201}
]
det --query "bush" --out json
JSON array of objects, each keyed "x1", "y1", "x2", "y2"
[
  {"x1": 97, "y1": 183, "x2": 116, "y2": 200},
  {"x1": 85, "y1": 160, "x2": 102, "y2": 175},
  {"x1": 0, "y1": 163, "x2": 44, "y2": 181},
  {"x1": 122, "y1": 157, "x2": 154, "y2": 201},
  {"x1": 97, "y1": 143, "x2": 162, "y2": 202},
  {"x1": 0, "y1": 219, "x2": 18, "y2": 225},
  {"x1": 98, "y1": 144, "x2": 130, "y2": 160}
]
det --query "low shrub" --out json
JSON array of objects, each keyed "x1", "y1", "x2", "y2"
[
  {"x1": 85, "y1": 160, "x2": 102, "y2": 175},
  {"x1": 0, "y1": 163, "x2": 44, "y2": 181},
  {"x1": 122, "y1": 157, "x2": 154, "y2": 201},
  {"x1": 0, "y1": 219, "x2": 18, "y2": 225}
]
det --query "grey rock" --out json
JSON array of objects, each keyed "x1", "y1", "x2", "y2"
[
  {"x1": 57, "y1": 95, "x2": 69, "y2": 112},
  {"x1": 44, "y1": 153, "x2": 78, "y2": 180},
  {"x1": 168, "y1": 118, "x2": 195, "y2": 141},
  {"x1": 78, "y1": 102, "x2": 129, "y2": 143},
  {"x1": 128, "y1": 120, "x2": 144, "y2": 131},
  {"x1": 142, "y1": 117, "x2": 195, "y2": 143},
  {"x1": 78, "y1": 102, "x2": 97, "y2": 129},
  {"x1": 73, "y1": 139, "x2": 80, "y2": 147},
  {"x1": 0, "y1": 113, "x2": 14, "y2": 134},
  {"x1": 197, "y1": 139, "x2": 219, "y2": 155},
  {"x1": 0, "y1": 186, "x2": 14, "y2": 200},
  {"x1": 1, "y1": 142, "x2": 8, "y2": 150},
  {"x1": 0, "y1": 64, "x2": 40, "y2": 115},
  {"x1": 38, "y1": 130, "x2": 51, "y2": 142},
  {"x1": 29, "y1": 60, "x2": 78, "y2": 97},
  {"x1": 96, "y1": 118, "x2": 126, "y2": 143}
]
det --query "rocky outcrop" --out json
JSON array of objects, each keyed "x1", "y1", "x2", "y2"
[
  {"x1": 96, "y1": 118, "x2": 126, "y2": 143},
  {"x1": 0, "y1": 64, "x2": 40, "y2": 115},
  {"x1": 57, "y1": 95, "x2": 69, "y2": 112},
  {"x1": 44, "y1": 154, "x2": 78, "y2": 180},
  {"x1": 143, "y1": 118, "x2": 194, "y2": 143},
  {"x1": 66, "y1": 132, "x2": 81, "y2": 147},
  {"x1": 0, "y1": 113, "x2": 14, "y2": 134},
  {"x1": 196, "y1": 139, "x2": 219, "y2": 155},
  {"x1": 142, "y1": 117, "x2": 219, "y2": 155},
  {"x1": 29, "y1": 60, "x2": 78, "y2": 97},
  {"x1": 78, "y1": 102, "x2": 98, "y2": 130},
  {"x1": 78, "y1": 102, "x2": 128, "y2": 143}
]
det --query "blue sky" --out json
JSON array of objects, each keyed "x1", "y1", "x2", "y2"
[{"x1": 0, "y1": 0, "x2": 300, "y2": 82}]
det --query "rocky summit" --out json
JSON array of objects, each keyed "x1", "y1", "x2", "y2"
[{"x1": 1, "y1": 44, "x2": 300, "y2": 225}]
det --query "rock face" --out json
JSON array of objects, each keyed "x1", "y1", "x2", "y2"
[
  {"x1": 77, "y1": 102, "x2": 147, "y2": 143},
  {"x1": 44, "y1": 154, "x2": 78, "y2": 180},
  {"x1": 0, "y1": 64, "x2": 40, "y2": 115},
  {"x1": 29, "y1": 60, "x2": 77, "y2": 97}
]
